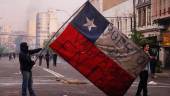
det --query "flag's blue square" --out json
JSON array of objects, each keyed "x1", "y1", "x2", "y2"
[{"x1": 71, "y1": 2, "x2": 109, "y2": 43}]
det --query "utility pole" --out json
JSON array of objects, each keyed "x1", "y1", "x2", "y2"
[{"x1": 133, "y1": 0, "x2": 137, "y2": 32}]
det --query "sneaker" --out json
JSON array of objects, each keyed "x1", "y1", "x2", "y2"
[{"x1": 148, "y1": 81, "x2": 157, "y2": 85}]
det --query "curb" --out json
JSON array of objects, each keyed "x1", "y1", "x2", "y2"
[{"x1": 155, "y1": 73, "x2": 170, "y2": 78}]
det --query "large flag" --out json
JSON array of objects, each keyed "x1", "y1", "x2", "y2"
[{"x1": 49, "y1": 1, "x2": 148, "y2": 96}]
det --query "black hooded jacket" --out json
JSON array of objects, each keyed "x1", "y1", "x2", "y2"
[{"x1": 19, "y1": 42, "x2": 42, "y2": 72}]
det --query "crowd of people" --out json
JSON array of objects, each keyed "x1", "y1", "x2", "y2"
[
  {"x1": 38, "y1": 50, "x2": 58, "y2": 69},
  {"x1": 0, "y1": 49, "x2": 58, "y2": 69}
]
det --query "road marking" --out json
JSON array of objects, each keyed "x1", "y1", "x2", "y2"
[
  {"x1": 39, "y1": 66, "x2": 64, "y2": 78},
  {"x1": 131, "y1": 85, "x2": 170, "y2": 88},
  {"x1": 157, "y1": 82, "x2": 170, "y2": 86},
  {"x1": 132, "y1": 82, "x2": 170, "y2": 88},
  {"x1": 0, "y1": 82, "x2": 61, "y2": 86},
  {"x1": 33, "y1": 76, "x2": 56, "y2": 78},
  {"x1": 36, "y1": 66, "x2": 89, "y2": 84},
  {"x1": 133, "y1": 82, "x2": 170, "y2": 86},
  {"x1": 13, "y1": 72, "x2": 21, "y2": 75}
]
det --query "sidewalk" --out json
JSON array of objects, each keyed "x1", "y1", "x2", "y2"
[{"x1": 155, "y1": 69, "x2": 170, "y2": 78}]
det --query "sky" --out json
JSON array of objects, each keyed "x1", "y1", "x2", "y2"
[{"x1": 0, "y1": 0, "x2": 86, "y2": 31}]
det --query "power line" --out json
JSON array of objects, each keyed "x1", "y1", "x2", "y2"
[{"x1": 0, "y1": 33, "x2": 48, "y2": 37}]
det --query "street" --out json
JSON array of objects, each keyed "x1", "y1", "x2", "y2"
[{"x1": 0, "y1": 56, "x2": 170, "y2": 96}]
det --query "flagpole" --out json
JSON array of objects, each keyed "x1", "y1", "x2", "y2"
[{"x1": 34, "y1": 1, "x2": 88, "y2": 63}]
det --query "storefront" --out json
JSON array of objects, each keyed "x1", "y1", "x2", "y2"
[{"x1": 161, "y1": 32, "x2": 170, "y2": 68}]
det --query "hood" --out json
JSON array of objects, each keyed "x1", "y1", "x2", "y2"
[{"x1": 20, "y1": 42, "x2": 28, "y2": 53}]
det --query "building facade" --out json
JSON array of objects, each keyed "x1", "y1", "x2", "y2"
[
  {"x1": 36, "y1": 9, "x2": 59, "y2": 48},
  {"x1": 136, "y1": 0, "x2": 160, "y2": 38},
  {"x1": 102, "y1": 0, "x2": 133, "y2": 37},
  {"x1": 27, "y1": 18, "x2": 36, "y2": 48},
  {"x1": 91, "y1": 0, "x2": 133, "y2": 37},
  {"x1": 10, "y1": 31, "x2": 29, "y2": 52},
  {"x1": 0, "y1": 24, "x2": 12, "y2": 51},
  {"x1": 152, "y1": 0, "x2": 170, "y2": 68}
]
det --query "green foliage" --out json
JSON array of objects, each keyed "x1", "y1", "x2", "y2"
[
  {"x1": 156, "y1": 60, "x2": 163, "y2": 73},
  {"x1": 43, "y1": 39, "x2": 52, "y2": 52},
  {"x1": 0, "y1": 45, "x2": 5, "y2": 54},
  {"x1": 130, "y1": 31, "x2": 153, "y2": 46}
]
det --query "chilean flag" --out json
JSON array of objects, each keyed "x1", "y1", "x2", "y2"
[{"x1": 50, "y1": 1, "x2": 148, "y2": 96}]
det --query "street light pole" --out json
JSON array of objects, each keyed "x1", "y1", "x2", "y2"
[{"x1": 133, "y1": 0, "x2": 137, "y2": 32}]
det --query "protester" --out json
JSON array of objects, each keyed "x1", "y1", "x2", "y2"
[
  {"x1": 148, "y1": 47, "x2": 158, "y2": 85},
  {"x1": 45, "y1": 50, "x2": 50, "y2": 69},
  {"x1": 38, "y1": 54, "x2": 43, "y2": 66},
  {"x1": 0, "y1": 53, "x2": 1, "y2": 59},
  {"x1": 19, "y1": 42, "x2": 42, "y2": 96},
  {"x1": 13, "y1": 52, "x2": 16, "y2": 59},
  {"x1": 9, "y1": 53, "x2": 12, "y2": 60},
  {"x1": 52, "y1": 53, "x2": 57, "y2": 67},
  {"x1": 136, "y1": 44, "x2": 150, "y2": 96},
  {"x1": 149, "y1": 48, "x2": 157, "y2": 78}
]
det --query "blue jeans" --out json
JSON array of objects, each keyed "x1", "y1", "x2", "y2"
[{"x1": 21, "y1": 71, "x2": 36, "y2": 96}]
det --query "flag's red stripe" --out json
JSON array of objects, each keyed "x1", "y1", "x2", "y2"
[{"x1": 50, "y1": 24, "x2": 135, "y2": 96}]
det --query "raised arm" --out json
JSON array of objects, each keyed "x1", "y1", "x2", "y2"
[{"x1": 29, "y1": 48, "x2": 42, "y2": 55}]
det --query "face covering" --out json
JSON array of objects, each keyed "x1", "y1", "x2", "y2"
[{"x1": 20, "y1": 42, "x2": 29, "y2": 53}]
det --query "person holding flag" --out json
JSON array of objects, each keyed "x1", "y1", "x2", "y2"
[
  {"x1": 19, "y1": 42, "x2": 42, "y2": 96},
  {"x1": 136, "y1": 44, "x2": 150, "y2": 96}
]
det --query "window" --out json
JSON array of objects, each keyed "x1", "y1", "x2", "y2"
[
  {"x1": 168, "y1": 7, "x2": 170, "y2": 14},
  {"x1": 147, "y1": 6, "x2": 151, "y2": 25},
  {"x1": 117, "y1": 17, "x2": 120, "y2": 30},
  {"x1": 138, "y1": 9, "x2": 142, "y2": 27},
  {"x1": 160, "y1": 0, "x2": 162, "y2": 16},
  {"x1": 138, "y1": 0, "x2": 143, "y2": 4},
  {"x1": 142, "y1": 8, "x2": 146, "y2": 26},
  {"x1": 163, "y1": 0, "x2": 166, "y2": 15}
]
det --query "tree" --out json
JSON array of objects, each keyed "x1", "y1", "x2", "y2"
[
  {"x1": 0, "y1": 46, "x2": 4, "y2": 53},
  {"x1": 43, "y1": 39, "x2": 52, "y2": 53},
  {"x1": 0, "y1": 45, "x2": 7, "y2": 54},
  {"x1": 130, "y1": 31, "x2": 153, "y2": 46}
]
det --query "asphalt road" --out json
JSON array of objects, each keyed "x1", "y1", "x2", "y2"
[{"x1": 0, "y1": 56, "x2": 170, "y2": 96}]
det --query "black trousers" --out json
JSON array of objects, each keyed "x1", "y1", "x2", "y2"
[
  {"x1": 150, "y1": 60, "x2": 157, "y2": 74},
  {"x1": 53, "y1": 55, "x2": 57, "y2": 66},
  {"x1": 46, "y1": 59, "x2": 49, "y2": 68},
  {"x1": 136, "y1": 70, "x2": 148, "y2": 96}
]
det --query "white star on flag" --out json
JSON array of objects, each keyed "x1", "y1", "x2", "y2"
[{"x1": 83, "y1": 17, "x2": 96, "y2": 31}]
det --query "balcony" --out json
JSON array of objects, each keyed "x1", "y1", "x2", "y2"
[
  {"x1": 153, "y1": 7, "x2": 170, "y2": 22},
  {"x1": 136, "y1": 0, "x2": 151, "y2": 9},
  {"x1": 137, "y1": 24, "x2": 164, "y2": 32}
]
